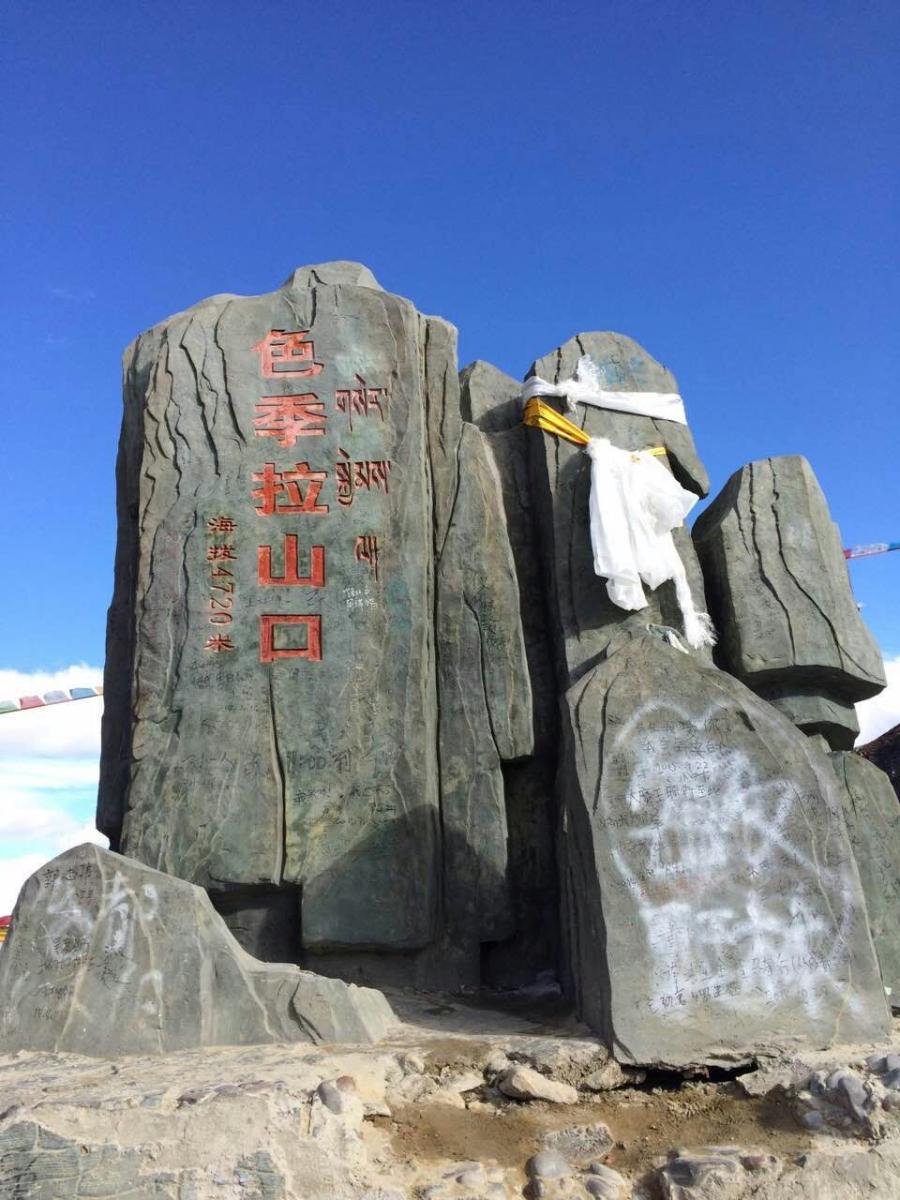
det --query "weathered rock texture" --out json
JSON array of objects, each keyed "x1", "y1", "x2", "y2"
[
  {"x1": 693, "y1": 455, "x2": 886, "y2": 749},
  {"x1": 65, "y1": 265, "x2": 889, "y2": 1071},
  {"x1": 525, "y1": 332, "x2": 712, "y2": 687},
  {"x1": 459, "y1": 359, "x2": 559, "y2": 985},
  {"x1": 98, "y1": 261, "x2": 531, "y2": 986},
  {"x1": 830, "y1": 751, "x2": 900, "y2": 1007},
  {"x1": 560, "y1": 633, "x2": 889, "y2": 1066},
  {"x1": 0, "y1": 844, "x2": 394, "y2": 1056},
  {"x1": 435, "y1": 422, "x2": 532, "y2": 962}
]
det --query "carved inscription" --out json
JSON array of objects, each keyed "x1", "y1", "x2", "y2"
[
  {"x1": 2, "y1": 861, "x2": 166, "y2": 1041},
  {"x1": 252, "y1": 329, "x2": 324, "y2": 378},
  {"x1": 335, "y1": 450, "x2": 392, "y2": 507},
  {"x1": 204, "y1": 515, "x2": 237, "y2": 650},
  {"x1": 253, "y1": 394, "x2": 327, "y2": 445},
  {"x1": 258, "y1": 536, "x2": 325, "y2": 587},
  {"x1": 259, "y1": 614, "x2": 322, "y2": 663},
  {"x1": 354, "y1": 535, "x2": 380, "y2": 581},
  {"x1": 249, "y1": 331, "x2": 392, "y2": 664},
  {"x1": 252, "y1": 462, "x2": 329, "y2": 516},
  {"x1": 335, "y1": 375, "x2": 388, "y2": 431}
]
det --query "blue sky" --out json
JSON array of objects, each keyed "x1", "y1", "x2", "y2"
[{"x1": 1, "y1": 1, "x2": 898, "y2": 909}]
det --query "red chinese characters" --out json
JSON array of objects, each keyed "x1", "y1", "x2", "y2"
[
  {"x1": 253, "y1": 395, "x2": 327, "y2": 447},
  {"x1": 204, "y1": 634, "x2": 235, "y2": 652},
  {"x1": 204, "y1": 516, "x2": 238, "y2": 647},
  {"x1": 207, "y1": 516, "x2": 237, "y2": 534},
  {"x1": 249, "y1": 331, "x2": 396, "y2": 666},
  {"x1": 258, "y1": 535, "x2": 325, "y2": 587},
  {"x1": 252, "y1": 462, "x2": 329, "y2": 516},
  {"x1": 259, "y1": 614, "x2": 322, "y2": 663},
  {"x1": 252, "y1": 330, "x2": 324, "y2": 378}
]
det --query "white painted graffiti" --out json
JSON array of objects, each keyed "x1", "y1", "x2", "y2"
[{"x1": 605, "y1": 696, "x2": 862, "y2": 1023}]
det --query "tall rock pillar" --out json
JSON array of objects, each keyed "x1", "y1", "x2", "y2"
[{"x1": 98, "y1": 262, "x2": 532, "y2": 984}]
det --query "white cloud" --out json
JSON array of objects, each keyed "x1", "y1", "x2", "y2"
[
  {"x1": 0, "y1": 801, "x2": 88, "y2": 841},
  {"x1": 1, "y1": 757, "x2": 100, "y2": 797},
  {"x1": 856, "y1": 655, "x2": 900, "y2": 746},
  {"x1": 0, "y1": 853, "x2": 49, "y2": 915},
  {"x1": 0, "y1": 665, "x2": 103, "y2": 758},
  {"x1": 0, "y1": 821, "x2": 108, "y2": 916},
  {"x1": 0, "y1": 664, "x2": 103, "y2": 697},
  {"x1": 0, "y1": 666, "x2": 107, "y2": 914}
]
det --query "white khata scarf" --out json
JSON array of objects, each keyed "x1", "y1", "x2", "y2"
[
  {"x1": 522, "y1": 355, "x2": 716, "y2": 650},
  {"x1": 585, "y1": 437, "x2": 716, "y2": 650},
  {"x1": 521, "y1": 353, "x2": 687, "y2": 424}
]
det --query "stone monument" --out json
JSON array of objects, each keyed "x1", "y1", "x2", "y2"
[
  {"x1": 0, "y1": 261, "x2": 894, "y2": 1067},
  {"x1": 97, "y1": 261, "x2": 531, "y2": 989}
]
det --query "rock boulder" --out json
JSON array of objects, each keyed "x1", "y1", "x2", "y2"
[
  {"x1": 693, "y1": 455, "x2": 885, "y2": 749},
  {"x1": 0, "y1": 844, "x2": 394, "y2": 1056},
  {"x1": 560, "y1": 633, "x2": 889, "y2": 1065}
]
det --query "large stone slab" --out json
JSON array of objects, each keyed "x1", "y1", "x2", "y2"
[
  {"x1": 560, "y1": 633, "x2": 889, "y2": 1065},
  {"x1": 436, "y1": 422, "x2": 533, "y2": 956},
  {"x1": 460, "y1": 359, "x2": 558, "y2": 753},
  {"x1": 693, "y1": 455, "x2": 885, "y2": 749},
  {"x1": 526, "y1": 333, "x2": 712, "y2": 686},
  {"x1": 0, "y1": 844, "x2": 394, "y2": 1056},
  {"x1": 460, "y1": 360, "x2": 560, "y2": 984},
  {"x1": 98, "y1": 260, "x2": 532, "y2": 974},
  {"x1": 830, "y1": 751, "x2": 900, "y2": 1008}
]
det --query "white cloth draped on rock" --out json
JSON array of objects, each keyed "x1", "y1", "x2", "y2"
[
  {"x1": 583, "y1": 437, "x2": 716, "y2": 650},
  {"x1": 521, "y1": 354, "x2": 687, "y2": 425}
]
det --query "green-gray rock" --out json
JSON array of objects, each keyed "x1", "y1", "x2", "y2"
[
  {"x1": 830, "y1": 751, "x2": 900, "y2": 1008},
  {"x1": 98, "y1": 263, "x2": 531, "y2": 977},
  {"x1": 560, "y1": 634, "x2": 889, "y2": 1066},
  {"x1": 459, "y1": 360, "x2": 560, "y2": 985},
  {"x1": 526, "y1": 333, "x2": 712, "y2": 685},
  {"x1": 0, "y1": 844, "x2": 395, "y2": 1056},
  {"x1": 692, "y1": 456, "x2": 885, "y2": 749},
  {"x1": 436, "y1": 422, "x2": 533, "y2": 958}
]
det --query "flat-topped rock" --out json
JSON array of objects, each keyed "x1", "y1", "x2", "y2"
[
  {"x1": 560, "y1": 633, "x2": 889, "y2": 1065},
  {"x1": 0, "y1": 845, "x2": 394, "y2": 1056},
  {"x1": 693, "y1": 456, "x2": 885, "y2": 748}
]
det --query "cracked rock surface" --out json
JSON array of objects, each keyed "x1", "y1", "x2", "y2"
[
  {"x1": 525, "y1": 331, "x2": 712, "y2": 687},
  {"x1": 560, "y1": 633, "x2": 889, "y2": 1066},
  {"x1": 829, "y1": 751, "x2": 900, "y2": 1008},
  {"x1": 0, "y1": 844, "x2": 394, "y2": 1056},
  {"x1": 97, "y1": 260, "x2": 532, "y2": 985},
  {"x1": 692, "y1": 455, "x2": 885, "y2": 749}
]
